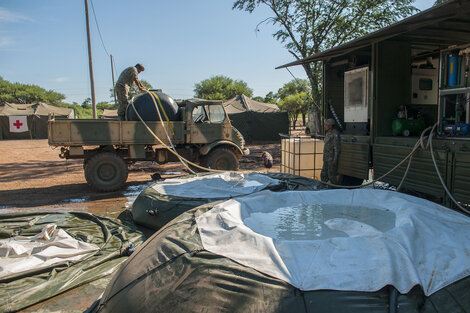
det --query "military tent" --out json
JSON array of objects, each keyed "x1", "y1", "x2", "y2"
[
  {"x1": 100, "y1": 109, "x2": 118, "y2": 119},
  {"x1": 223, "y1": 94, "x2": 289, "y2": 143},
  {"x1": 0, "y1": 102, "x2": 74, "y2": 140}
]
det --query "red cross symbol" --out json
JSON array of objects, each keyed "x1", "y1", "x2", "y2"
[{"x1": 13, "y1": 120, "x2": 23, "y2": 129}]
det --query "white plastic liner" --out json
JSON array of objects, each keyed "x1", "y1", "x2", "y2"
[
  {"x1": 152, "y1": 172, "x2": 279, "y2": 199},
  {"x1": 196, "y1": 189, "x2": 470, "y2": 296},
  {"x1": 0, "y1": 224, "x2": 99, "y2": 279}
]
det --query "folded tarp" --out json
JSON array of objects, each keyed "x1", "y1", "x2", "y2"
[
  {"x1": 96, "y1": 190, "x2": 470, "y2": 313},
  {"x1": 131, "y1": 172, "x2": 326, "y2": 230},
  {"x1": 0, "y1": 223, "x2": 99, "y2": 280},
  {"x1": 0, "y1": 211, "x2": 144, "y2": 313}
]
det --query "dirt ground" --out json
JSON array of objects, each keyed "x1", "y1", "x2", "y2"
[
  {"x1": 0, "y1": 139, "x2": 283, "y2": 216},
  {"x1": 0, "y1": 129, "x2": 304, "y2": 312}
]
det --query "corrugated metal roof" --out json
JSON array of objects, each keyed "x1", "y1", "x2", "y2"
[{"x1": 276, "y1": 0, "x2": 470, "y2": 68}]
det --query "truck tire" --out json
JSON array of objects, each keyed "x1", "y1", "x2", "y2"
[
  {"x1": 204, "y1": 147, "x2": 239, "y2": 171},
  {"x1": 84, "y1": 152, "x2": 128, "y2": 192}
]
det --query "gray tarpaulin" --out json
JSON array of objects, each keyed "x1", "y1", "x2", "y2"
[
  {"x1": 97, "y1": 191, "x2": 470, "y2": 313},
  {"x1": 131, "y1": 172, "x2": 326, "y2": 230},
  {"x1": 151, "y1": 172, "x2": 279, "y2": 199},
  {"x1": 196, "y1": 189, "x2": 470, "y2": 296}
]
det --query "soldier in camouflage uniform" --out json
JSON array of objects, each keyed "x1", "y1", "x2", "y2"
[
  {"x1": 321, "y1": 118, "x2": 341, "y2": 184},
  {"x1": 115, "y1": 63, "x2": 147, "y2": 120}
]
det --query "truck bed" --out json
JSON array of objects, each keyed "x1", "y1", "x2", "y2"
[{"x1": 48, "y1": 118, "x2": 185, "y2": 146}]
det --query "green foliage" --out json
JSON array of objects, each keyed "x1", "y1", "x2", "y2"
[
  {"x1": 82, "y1": 97, "x2": 91, "y2": 108},
  {"x1": 264, "y1": 91, "x2": 277, "y2": 103},
  {"x1": 278, "y1": 92, "x2": 310, "y2": 129},
  {"x1": 0, "y1": 76, "x2": 66, "y2": 105},
  {"x1": 233, "y1": 0, "x2": 417, "y2": 113},
  {"x1": 0, "y1": 77, "x2": 112, "y2": 119},
  {"x1": 252, "y1": 96, "x2": 265, "y2": 102},
  {"x1": 97, "y1": 101, "x2": 115, "y2": 110},
  {"x1": 110, "y1": 79, "x2": 153, "y2": 102},
  {"x1": 194, "y1": 75, "x2": 253, "y2": 100},
  {"x1": 277, "y1": 79, "x2": 311, "y2": 100}
]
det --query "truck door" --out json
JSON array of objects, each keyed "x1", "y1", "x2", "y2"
[{"x1": 189, "y1": 105, "x2": 231, "y2": 143}]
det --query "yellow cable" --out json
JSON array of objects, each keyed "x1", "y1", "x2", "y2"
[
  {"x1": 149, "y1": 90, "x2": 174, "y2": 134},
  {"x1": 142, "y1": 90, "x2": 194, "y2": 174},
  {"x1": 130, "y1": 99, "x2": 227, "y2": 173}
]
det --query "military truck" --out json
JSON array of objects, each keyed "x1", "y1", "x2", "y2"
[{"x1": 48, "y1": 98, "x2": 249, "y2": 192}]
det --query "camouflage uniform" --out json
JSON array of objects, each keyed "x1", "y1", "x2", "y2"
[
  {"x1": 321, "y1": 128, "x2": 341, "y2": 184},
  {"x1": 115, "y1": 66, "x2": 139, "y2": 120}
]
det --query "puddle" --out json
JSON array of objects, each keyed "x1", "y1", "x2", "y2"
[
  {"x1": 123, "y1": 182, "x2": 152, "y2": 197},
  {"x1": 243, "y1": 203, "x2": 396, "y2": 241},
  {"x1": 125, "y1": 196, "x2": 137, "y2": 209},
  {"x1": 163, "y1": 171, "x2": 183, "y2": 175},
  {"x1": 59, "y1": 197, "x2": 90, "y2": 204}
]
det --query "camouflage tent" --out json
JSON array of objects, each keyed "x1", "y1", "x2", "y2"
[
  {"x1": 0, "y1": 102, "x2": 74, "y2": 140},
  {"x1": 223, "y1": 95, "x2": 289, "y2": 143}
]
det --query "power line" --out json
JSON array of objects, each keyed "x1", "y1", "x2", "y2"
[{"x1": 89, "y1": 0, "x2": 110, "y2": 56}]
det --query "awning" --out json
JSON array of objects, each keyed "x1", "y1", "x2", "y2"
[{"x1": 276, "y1": 0, "x2": 470, "y2": 68}]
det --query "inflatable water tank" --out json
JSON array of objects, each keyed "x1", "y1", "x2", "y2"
[
  {"x1": 96, "y1": 189, "x2": 470, "y2": 313},
  {"x1": 126, "y1": 90, "x2": 181, "y2": 121}
]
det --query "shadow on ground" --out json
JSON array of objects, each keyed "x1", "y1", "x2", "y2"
[
  {"x1": 0, "y1": 160, "x2": 82, "y2": 183},
  {"x1": 0, "y1": 180, "x2": 150, "y2": 208}
]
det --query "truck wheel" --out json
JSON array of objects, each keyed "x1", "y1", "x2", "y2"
[
  {"x1": 84, "y1": 152, "x2": 128, "y2": 192},
  {"x1": 204, "y1": 147, "x2": 239, "y2": 171}
]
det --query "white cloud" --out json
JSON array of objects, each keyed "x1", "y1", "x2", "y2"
[
  {"x1": 53, "y1": 77, "x2": 69, "y2": 83},
  {"x1": 0, "y1": 7, "x2": 32, "y2": 23}
]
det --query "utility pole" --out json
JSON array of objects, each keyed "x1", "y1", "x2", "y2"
[
  {"x1": 110, "y1": 54, "x2": 117, "y2": 105},
  {"x1": 84, "y1": 0, "x2": 97, "y2": 119}
]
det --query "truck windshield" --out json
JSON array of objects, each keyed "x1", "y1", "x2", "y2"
[
  {"x1": 207, "y1": 105, "x2": 225, "y2": 123},
  {"x1": 192, "y1": 106, "x2": 207, "y2": 123}
]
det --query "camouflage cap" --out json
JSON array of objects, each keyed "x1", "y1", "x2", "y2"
[
  {"x1": 135, "y1": 63, "x2": 145, "y2": 71},
  {"x1": 325, "y1": 118, "x2": 336, "y2": 126}
]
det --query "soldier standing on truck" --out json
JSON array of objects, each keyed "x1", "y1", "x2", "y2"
[
  {"x1": 115, "y1": 63, "x2": 147, "y2": 120},
  {"x1": 321, "y1": 118, "x2": 341, "y2": 185}
]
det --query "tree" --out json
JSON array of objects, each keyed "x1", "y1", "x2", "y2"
[
  {"x1": 264, "y1": 91, "x2": 277, "y2": 103},
  {"x1": 110, "y1": 79, "x2": 153, "y2": 103},
  {"x1": 97, "y1": 101, "x2": 114, "y2": 110},
  {"x1": 82, "y1": 97, "x2": 91, "y2": 108},
  {"x1": 252, "y1": 96, "x2": 265, "y2": 102},
  {"x1": 0, "y1": 76, "x2": 66, "y2": 105},
  {"x1": 278, "y1": 79, "x2": 311, "y2": 125},
  {"x1": 434, "y1": 0, "x2": 448, "y2": 5},
  {"x1": 278, "y1": 92, "x2": 309, "y2": 129},
  {"x1": 194, "y1": 75, "x2": 253, "y2": 100},
  {"x1": 233, "y1": 0, "x2": 417, "y2": 116},
  {"x1": 277, "y1": 79, "x2": 310, "y2": 100}
]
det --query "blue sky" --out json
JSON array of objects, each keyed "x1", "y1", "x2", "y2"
[{"x1": 0, "y1": 0, "x2": 434, "y2": 104}]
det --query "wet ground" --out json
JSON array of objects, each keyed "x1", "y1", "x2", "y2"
[{"x1": 0, "y1": 139, "x2": 282, "y2": 312}]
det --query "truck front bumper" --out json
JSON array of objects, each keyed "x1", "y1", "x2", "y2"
[{"x1": 242, "y1": 148, "x2": 250, "y2": 156}]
